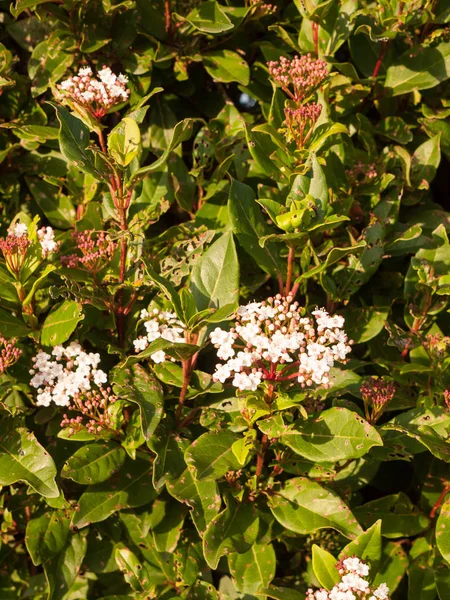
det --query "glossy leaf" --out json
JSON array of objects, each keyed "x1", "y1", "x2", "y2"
[
  {"x1": 71, "y1": 459, "x2": 155, "y2": 528},
  {"x1": 190, "y1": 231, "x2": 239, "y2": 311},
  {"x1": 228, "y1": 543, "x2": 276, "y2": 594},
  {"x1": 185, "y1": 429, "x2": 242, "y2": 480},
  {"x1": 111, "y1": 364, "x2": 164, "y2": 440},
  {"x1": 203, "y1": 498, "x2": 260, "y2": 569},
  {"x1": 268, "y1": 477, "x2": 363, "y2": 539},
  {"x1": 25, "y1": 509, "x2": 71, "y2": 566},
  {"x1": 282, "y1": 407, "x2": 383, "y2": 462},
  {"x1": 40, "y1": 300, "x2": 84, "y2": 346},
  {"x1": 61, "y1": 442, "x2": 126, "y2": 485},
  {"x1": 0, "y1": 426, "x2": 59, "y2": 498},
  {"x1": 312, "y1": 545, "x2": 340, "y2": 590},
  {"x1": 228, "y1": 179, "x2": 284, "y2": 280}
]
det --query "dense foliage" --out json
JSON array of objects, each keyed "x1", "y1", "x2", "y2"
[{"x1": 1, "y1": 0, "x2": 450, "y2": 598}]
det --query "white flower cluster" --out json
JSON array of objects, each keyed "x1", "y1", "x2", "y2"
[
  {"x1": 11, "y1": 222, "x2": 28, "y2": 238},
  {"x1": 59, "y1": 66, "x2": 129, "y2": 113},
  {"x1": 10, "y1": 221, "x2": 57, "y2": 257},
  {"x1": 210, "y1": 295, "x2": 351, "y2": 392},
  {"x1": 133, "y1": 308, "x2": 185, "y2": 363},
  {"x1": 307, "y1": 557, "x2": 389, "y2": 600},
  {"x1": 30, "y1": 342, "x2": 108, "y2": 407},
  {"x1": 37, "y1": 227, "x2": 58, "y2": 257}
]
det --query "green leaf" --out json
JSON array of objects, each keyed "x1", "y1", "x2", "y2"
[
  {"x1": 167, "y1": 467, "x2": 220, "y2": 535},
  {"x1": 229, "y1": 543, "x2": 276, "y2": 594},
  {"x1": 185, "y1": 429, "x2": 242, "y2": 480},
  {"x1": 25, "y1": 177, "x2": 75, "y2": 229},
  {"x1": 0, "y1": 307, "x2": 30, "y2": 338},
  {"x1": 203, "y1": 50, "x2": 250, "y2": 85},
  {"x1": 147, "y1": 422, "x2": 189, "y2": 491},
  {"x1": 0, "y1": 426, "x2": 59, "y2": 497},
  {"x1": 376, "y1": 116, "x2": 413, "y2": 144},
  {"x1": 312, "y1": 545, "x2": 340, "y2": 590},
  {"x1": 107, "y1": 117, "x2": 141, "y2": 167},
  {"x1": 50, "y1": 103, "x2": 105, "y2": 178},
  {"x1": 341, "y1": 306, "x2": 389, "y2": 344},
  {"x1": 71, "y1": 458, "x2": 156, "y2": 529},
  {"x1": 385, "y1": 41, "x2": 450, "y2": 96},
  {"x1": 25, "y1": 510, "x2": 71, "y2": 566},
  {"x1": 10, "y1": 0, "x2": 51, "y2": 17},
  {"x1": 143, "y1": 260, "x2": 184, "y2": 321},
  {"x1": 203, "y1": 498, "x2": 260, "y2": 568},
  {"x1": 129, "y1": 119, "x2": 195, "y2": 186},
  {"x1": 408, "y1": 548, "x2": 436, "y2": 600},
  {"x1": 268, "y1": 477, "x2": 363, "y2": 539},
  {"x1": 434, "y1": 551, "x2": 450, "y2": 600},
  {"x1": 115, "y1": 546, "x2": 156, "y2": 595},
  {"x1": 436, "y1": 500, "x2": 450, "y2": 564},
  {"x1": 245, "y1": 122, "x2": 286, "y2": 182},
  {"x1": 296, "y1": 242, "x2": 366, "y2": 282},
  {"x1": 353, "y1": 493, "x2": 430, "y2": 538},
  {"x1": 372, "y1": 541, "x2": 408, "y2": 594},
  {"x1": 61, "y1": 442, "x2": 126, "y2": 485},
  {"x1": 339, "y1": 521, "x2": 382, "y2": 572},
  {"x1": 147, "y1": 497, "x2": 187, "y2": 553},
  {"x1": 23, "y1": 264, "x2": 57, "y2": 308},
  {"x1": 189, "y1": 231, "x2": 239, "y2": 311},
  {"x1": 411, "y1": 134, "x2": 441, "y2": 190},
  {"x1": 44, "y1": 532, "x2": 87, "y2": 600},
  {"x1": 288, "y1": 155, "x2": 329, "y2": 219},
  {"x1": 111, "y1": 364, "x2": 164, "y2": 440},
  {"x1": 40, "y1": 300, "x2": 84, "y2": 346},
  {"x1": 228, "y1": 179, "x2": 284, "y2": 280},
  {"x1": 282, "y1": 407, "x2": 382, "y2": 462},
  {"x1": 257, "y1": 586, "x2": 309, "y2": 600},
  {"x1": 182, "y1": 1, "x2": 234, "y2": 33}
]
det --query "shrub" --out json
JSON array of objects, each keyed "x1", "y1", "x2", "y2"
[{"x1": 0, "y1": 0, "x2": 450, "y2": 598}]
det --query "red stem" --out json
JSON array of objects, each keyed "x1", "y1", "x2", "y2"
[
  {"x1": 290, "y1": 281, "x2": 300, "y2": 299},
  {"x1": 430, "y1": 484, "x2": 450, "y2": 519},
  {"x1": 285, "y1": 247, "x2": 295, "y2": 296},
  {"x1": 372, "y1": 41, "x2": 390, "y2": 79},
  {"x1": 312, "y1": 22, "x2": 319, "y2": 56}
]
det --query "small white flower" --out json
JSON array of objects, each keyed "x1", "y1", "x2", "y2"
[
  {"x1": 151, "y1": 350, "x2": 166, "y2": 364},
  {"x1": 373, "y1": 584, "x2": 389, "y2": 600},
  {"x1": 78, "y1": 66, "x2": 93, "y2": 77},
  {"x1": 134, "y1": 337, "x2": 149, "y2": 352},
  {"x1": 12, "y1": 222, "x2": 28, "y2": 238}
]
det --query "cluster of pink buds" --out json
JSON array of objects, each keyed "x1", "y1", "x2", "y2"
[
  {"x1": 210, "y1": 295, "x2": 351, "y2": 392},
  {"x1": 360, "y1": 377, "x2": 396, "y2": 423},
  {"x1": 60, "y1": 387, "x2": 118, "y2": 436},
  {"x1": 284, "y1": 103, "x2": 322, "y2": 148},
  {"x1": 250, "y1": 0, "x2": 276, "y2": 16},
  {"x1": 267, "y1": 54, "x2": 328, "y2": 103},
  {"x1": 267, "y1": 54, "x2": 327, "y2": 150},
  {"x1": 0, "y1": 335, "x2": 22, "y2": 373},
  {"x1": 444, "y1": 389, "x2": 450, "y2": 411},
  {"x1": 0, "y1": 222, "x2": 58, "y2": 276},
  {"x1": 307, "y1": 556, "x2": 390, "y2": 600},
  {"x1": 60, "y1": 230, "x2": 117, "y2": 277},
  {"x1": 59, "y1": 66, "x2": 130, "y2": 119},
  {"x1": 0, "y1": 230, "x2": 30, "y2": 277}
]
